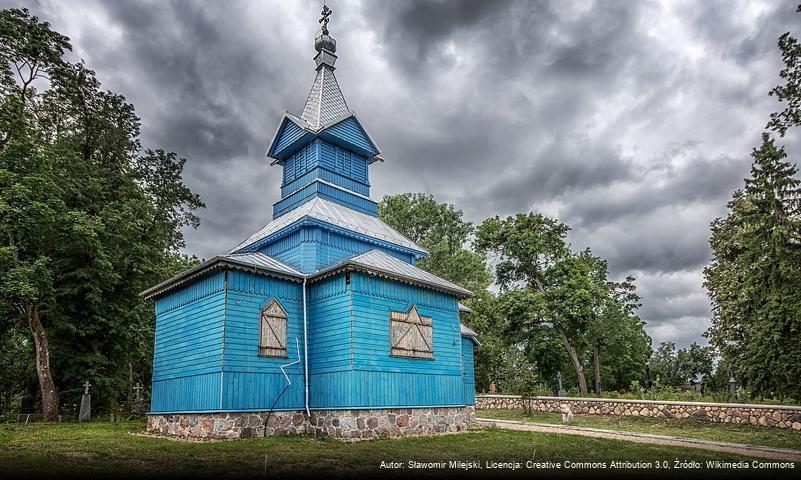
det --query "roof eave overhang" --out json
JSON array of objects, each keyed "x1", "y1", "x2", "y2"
[
  {"x1": 232, "y1": 216, "x2": 428, "y2": 258},
  {"x1": 268, "y1": 112, "x2": 384, "y2": 164},
  {"x1": 140, "y1": 257, "x2": 304, "y2": 300},
  {"x1": 309, "y1": 261, "x2": 473, "y2": 299}
]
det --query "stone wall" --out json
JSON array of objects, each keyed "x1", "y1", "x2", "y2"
[
  {"x1": 476, "y1": 395, "x2": 801, "y2": 431},
  {"x1": 147, "y1": 406, "x2": 475, "y2": 439}
]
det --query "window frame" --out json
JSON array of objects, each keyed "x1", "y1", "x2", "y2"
[
  {"x1": 258, "y1": 298, "x2": 289, "y2": 358},
  {"x1": 389, "y1": 305, "x2": 434, "y2": 360}
]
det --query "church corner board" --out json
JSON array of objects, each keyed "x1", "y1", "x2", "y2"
[{"x1": 141, "y1": 6, "x2": 478, "y2": 439}]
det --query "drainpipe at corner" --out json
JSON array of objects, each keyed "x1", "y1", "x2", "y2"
[{"x1": 302, "y1": 276, "x2": 310, "y2": 417}]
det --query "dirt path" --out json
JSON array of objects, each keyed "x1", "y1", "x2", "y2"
[{"x1": 476, "y1": 417, "x2": 801, "y2": 462}]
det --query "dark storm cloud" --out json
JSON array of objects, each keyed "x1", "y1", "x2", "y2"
[{"x1": 11, "y1": 0, "x2": 799, "y2": 347}]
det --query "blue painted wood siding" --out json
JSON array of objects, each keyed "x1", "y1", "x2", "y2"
[
  {"x1": 220, "y1": 271, "x2": 305, "y2": 411},
  {"x1": 150, "y1": 272, "x2": 226, "y2": 413},
  {"x1": 280, "y1": 139, "x2": 370, "y2": 201},
  {"x1": 309, "y1": 272, "x2": 467, "y2": 409},
  {"x1": 273, "y1": 180, "x2": 378, "y2": 218},
  {"x1": 150, "y1": 271, "x2": 473, "y2": 413},
  {"x1": 461, "y1": 338, "x2": 476, "y2": 405},
  {"x1": 271, "y1": 118, "x2": 310, "y2": 158},
  {"x1": 321, "y1": 117, "x2": 378, "y2": 157},
  {"x1": 257, "y1": 226, "x2": 416, "y2": 273},
  {"x1": 308, "y1": 274, "x2": 352, "y2": 374}
]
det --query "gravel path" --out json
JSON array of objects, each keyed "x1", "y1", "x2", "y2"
[{"x1": 476, "y1": 417, "x2": 801, "y2": 462}]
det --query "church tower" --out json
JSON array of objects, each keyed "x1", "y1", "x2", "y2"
[{"x1": 232, "y1": 5, "x2": 425, "y2": 272}]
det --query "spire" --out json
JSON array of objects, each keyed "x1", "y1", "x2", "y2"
[{"x1": 300, "y1": 5, "x2": 350, "y2": 130}]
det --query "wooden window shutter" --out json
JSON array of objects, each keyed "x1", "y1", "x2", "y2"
[
  {"x1": 259, "y1": 299, "x2": 288, "y2": 357},
  {"x1": 390, "y1": 305, "x2": 433, "y2": 359}
]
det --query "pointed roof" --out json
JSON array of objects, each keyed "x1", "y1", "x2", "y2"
[
  {"x1": 300, "y1": 64, "x2": 350, "y2": 129},
  {"x1": 231, "y1": 197, "x2": 426, "y2": 254}
]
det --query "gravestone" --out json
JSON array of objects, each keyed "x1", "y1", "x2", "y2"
[
  {"x1": 78, "y1": 380, "x2": 91, "y2": 422},
  {"x1": 729, "y1": 376, "x2": 737, "y2": 403},
  {"x1": 131, "y1": 382, "x2": 145, "y2": 415},
  {"x1": 557, "y1": 372, "x2": 566, "y2": 397}
]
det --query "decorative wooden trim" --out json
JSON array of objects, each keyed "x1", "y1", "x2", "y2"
[
  {"x1": 389, "y1": 305, "x2": 434, "y2": 360},
  {"x1": 259, "y1": 299, "x2": 289, "y2": 358}
]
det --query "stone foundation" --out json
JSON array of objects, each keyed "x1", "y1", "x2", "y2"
[
  {"x1": 476, "y1": 395, "x2": 801, "y2": 430},
  {"x1": 147, "y1": 406, "x2": 475, "y2": 439}
]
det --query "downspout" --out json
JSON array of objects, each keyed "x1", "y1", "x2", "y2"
[
  {"x1": 219, "y1": 271, "x2": 229, "y2": 410},
  {"x1": 302, "y1": 276, "x2": 310, "y2": 417}
]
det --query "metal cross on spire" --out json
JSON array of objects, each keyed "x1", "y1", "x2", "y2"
[{"x1": 319, "y1": 4, "x2": 332, "y2": 35}]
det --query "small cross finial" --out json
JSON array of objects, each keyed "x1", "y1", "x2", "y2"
[
  {"x1": 83, "y1": 380, "x2": 91, "y2": 395},
  {"x1": 319, "y1": 4, "x2": 332, "y2": 35}
]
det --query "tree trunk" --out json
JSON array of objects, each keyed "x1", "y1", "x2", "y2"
[
  {"x1": 27, "y1": 304, "x2": 59, "y2": 421},
  {"x1": 560, "y1": 331, "x2": 588, "y2": 395},
  {"x1": 592, "y1": 339, "x2": 601, "y2": 398}
]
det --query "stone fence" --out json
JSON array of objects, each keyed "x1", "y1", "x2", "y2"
[{"x1": 476, "y1": 395, "x2": 801, "y2": 431}]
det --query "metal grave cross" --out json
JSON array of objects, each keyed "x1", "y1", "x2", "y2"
[{"x1": 133, "y1": 382, "x2": 143, "y2": 401}]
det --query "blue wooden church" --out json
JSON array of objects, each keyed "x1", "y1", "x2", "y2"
[{"x1": 143, "y1": 7, "x2": 478, "y2": 439}]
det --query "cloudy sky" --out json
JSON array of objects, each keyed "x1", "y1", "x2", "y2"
[{"x1": 12, "y1": 0, "x2": 801, "y2": 347}]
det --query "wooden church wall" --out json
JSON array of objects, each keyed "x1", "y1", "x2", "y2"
[
  {"x1": 150, "y1": 272, "x2": 227, "y2": 413},
  {"x1": 273, "y1": 180, "x2": 377, "y2": 218},
  {"x1": 461, "y1": 337, "x2": 476, "y2": 406},
  {"x1": 309, "y1": 272, "x2": 466, "y2": 409},
  {"x1": 308, "y1": 274, "x2": 352, "y2": 374},
  {"x1": 281, "y1": 139, "x2": 370, "y2": 197},
  {"x1": 256, "y1": 226, "x2": 416, "y2": 273},
  {"x1": 281, "y1": 161, "x2": 370, "y2": 198},
  {"x1": 220, "y1": 271, "x2": 305, "y2": 411}
]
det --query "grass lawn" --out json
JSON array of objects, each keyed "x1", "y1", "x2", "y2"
[
  {"x1": 477, "y1": 409, "x2": 801, "y2": 451},
  {"x1": 0, "y1": 420, "x2": 790, "y2": 478}
]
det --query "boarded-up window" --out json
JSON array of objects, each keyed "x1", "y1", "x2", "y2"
[
  {"x1": 390, "y1": 305, "x2": 433, "y2": 359},
  {"x1": 259, "y1": 299, "x2": 288, "y2": 357}
]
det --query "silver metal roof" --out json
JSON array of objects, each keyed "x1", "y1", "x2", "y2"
[
  {"x1": 460, "y1": 324, "x2": 480, "y2": 345},
  {"x1": 141, "y1": 252, "x2": 302, "y2": 299},
  {"x1": 458, "y1": 302, "x2": 473, "y2": 313},
  {"x1": 232, "y1": 197, "x2": 426, "y2": 254},
  {"x1": 312, "y1": 249, "x2": 472, "y2": 298},
  {"x1": 300, "y1": 64, "x2": 350, "y2": 130},
  {"x1": 221, "y1": 252, "x2": 303, "y2": 276}
]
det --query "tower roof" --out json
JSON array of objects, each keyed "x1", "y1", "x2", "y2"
[{"x1": 299, "y1": 5, "x2": 350, "y2": 129}]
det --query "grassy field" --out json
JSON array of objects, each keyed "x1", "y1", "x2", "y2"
[
  {"x1": 0, "y1": 420, "x2": 791, "y2": 478},
  {"x1": 477, "y1": 409, "x2": 801, "y2": 451}
]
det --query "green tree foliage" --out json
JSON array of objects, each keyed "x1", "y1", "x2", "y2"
[
  {"x1": 648, "y1": 342, "x2": 716, "y2": 388},
  {"x1": 704, "y1": 135, "x2": 801, "y2": 399},
  {"x1": 475, "y1": 214, "x2": 650, "y2": 395},
  {"x1": 767, "y1": 4, "x2": 801, "y2": 137},
  {"x1": 0, "y1": 8, "x2": 203, "y2": 417}
]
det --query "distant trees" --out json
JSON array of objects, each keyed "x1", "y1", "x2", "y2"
[
  {"x1": 0, "y1": 8, "x2": 203, "y2": 418},
  {"x1": 704, "y1": 5, "x2": 801, "y2": 401},
  {"x1": 475, "y1": 214, "x2": 650, "y2": 396},
  {"x1": 649, "y1": 342, "x2": 715, "y2": 388}
]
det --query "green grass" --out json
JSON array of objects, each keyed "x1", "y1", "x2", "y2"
[
  {"x1": 0, "y1": 420, "x2": 786, "y2": 478},
  {"x1": 477, "y1": 409, "x2": 801, "y2": 451}
]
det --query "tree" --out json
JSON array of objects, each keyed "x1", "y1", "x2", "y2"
[
  {"x1": 0, "y1": 8, "x2": 71, "y2": 421},
  {"x1": 767, "y1": 4, "x2": 801, "y2": 137},
  {"x1": 0, "y1": 8, "x2": 204, "y2": 417},
  {"x1": 476, "y1": 214, "x2": 650, "y2": 395},
  {"x1": 704, "y1": 135, "x2": 801, "y2": 399},
  {"x1": 476, "y1": 213, "x2": 596, "y2": 393}
]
